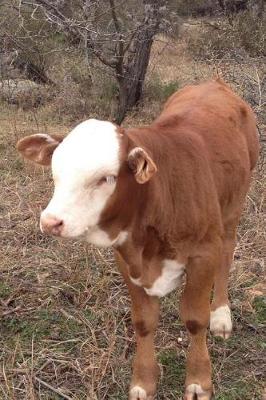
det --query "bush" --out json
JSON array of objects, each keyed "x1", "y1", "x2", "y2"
[
  {"x1": 174, "y1": 0, "x2": 220, "y2": 17},
  {"x1": 145, "y1": 75, "x2": 179, "y2": 102},
  {"x1": 40, "y1": 52, "x2": 119, "y2": 123},
  {"x1": 0, "y1": 79, "x2": 53, "y2": 110},
  {"x1": 187, "y1": 10, "x2": 266, "y2": 60},
  {"x1": 234, "y1": 10, "x2": 266, "y2": 56}
]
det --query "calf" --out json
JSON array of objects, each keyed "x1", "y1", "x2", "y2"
[{"x1": 17, "y1": 79, "x2": 259, "y2": 399}]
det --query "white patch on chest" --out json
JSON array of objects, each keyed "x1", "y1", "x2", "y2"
[{"x1": 144, "y1": 259, "x2": 185, "y2": 298}]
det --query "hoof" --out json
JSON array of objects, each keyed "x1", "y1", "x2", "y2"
[
  {"x1": 185, "y1": 384, "x2": 213, "y2": 400},
  {"x1": 210, "y1": 305, "x2": 232, "y2": 339},
  {"x1": 129, "y1": 385, "x2": 154, "y2": 400}
]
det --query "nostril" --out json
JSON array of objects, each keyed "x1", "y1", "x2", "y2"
[
  {"x1": 50, "y1": 219, "x2": 64, "y2": 234},
  {"x1": 54, "y1": 219, "x2": 63, "y2": 228},
  {"x1": 41, "y1": 215, "x2": 64, "y2": 235}
]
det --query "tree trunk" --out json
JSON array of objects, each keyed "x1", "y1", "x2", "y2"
[
  {"x1": 115, "y1": 0, "x2": 163, "y2": 124},
  {"x1": 115, "y1": 36, "x2": 153, "y2": 124}
]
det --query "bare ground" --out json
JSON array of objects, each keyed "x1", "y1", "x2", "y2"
[{"x1": 0, "y1": 31, "x2": 265, "y2": 400}]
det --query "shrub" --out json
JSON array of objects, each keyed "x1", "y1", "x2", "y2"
[
  {"x1": 0, "y1": 79, "x2": 53, "y2": 110},
  {"x1": 41, "y1": 53, "x2": 119, "y2": 123},
  {"x1": 174, "y1": 0, "x2": 220, "y2": 17},
  {"x1": 234, "y1": 10, "x2": 266, "y2": 57},
  {"x1": 187, "y1": 10, "x2": 266, "y2": 60},
  {"x1": 145, "y1": 76, "x2": 179, "y2": 102}
]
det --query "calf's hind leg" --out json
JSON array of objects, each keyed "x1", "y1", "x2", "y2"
[
  {"x1": 210, "y1": 218, "x2": 239, "y2": 339},
  {"x1": 115, "y1": 251, "x2": 160, "y2": 400}
]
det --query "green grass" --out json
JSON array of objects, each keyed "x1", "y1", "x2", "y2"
[
  {"x1": 252, "y1": 296, "x2": 266, "y2": 324},
  {"x1": 158, "y1": 350, "x2": 185, "y2": 397},
  {"x1": 146, "y1": 76, "x2": 179, "y2": 102},
  {"x1": 0, "y1": 282, "x2": 11, "y2": 299},
  {"x1": 216, "y1": 380, "x2": 262, "y2": 400}
]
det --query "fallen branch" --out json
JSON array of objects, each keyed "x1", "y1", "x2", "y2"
[
  {"x1": 35, "y1": 377, "x2": 73, "y2": 400},
  {"x1": 1, "y1": 306, "x2": 21, "y2": 316}
]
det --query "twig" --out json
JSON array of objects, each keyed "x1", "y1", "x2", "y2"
[
  {"x1": 35, "y1": 377, "x2": 73, "y2": 400},
  {"x1": 255, "y1": 68, "x2": 262, "y2": 108},
  {"x1": 201, "y1": 20, "x2": 221, "y2": 30},
  {"x1": 1, "y1": 306, "x2": 21, "y2": 316},
  {"x1": 59, "y1": 307, "x2": 82, "y2": 325}
]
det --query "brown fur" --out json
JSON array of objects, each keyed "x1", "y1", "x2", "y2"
[{"x1": 101, "y1": 80, "x2": 259, "y2": 262}]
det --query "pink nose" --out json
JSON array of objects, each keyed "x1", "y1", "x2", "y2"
[{"x1": 41, "y1": 215, "x2": 64, "y2": 236}]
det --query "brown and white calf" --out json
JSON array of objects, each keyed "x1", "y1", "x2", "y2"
[{"x1": 17, "y1": 79, "x2": 259, "y2": 399}]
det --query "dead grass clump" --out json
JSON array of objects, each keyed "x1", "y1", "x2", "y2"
[
  {"x1": 0, "y1": 79, "x2": 53, "y2": 110},
  {"x1": 44, "y1": 79, "x2": 89, "y2": 123}
]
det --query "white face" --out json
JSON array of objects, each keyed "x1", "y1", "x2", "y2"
[{"x1": 40, "y1": 119, "x2": 121, "y2": 239}]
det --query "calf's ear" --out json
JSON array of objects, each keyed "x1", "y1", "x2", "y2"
[
  {"x1": 127, "y1": 147, "x2": 157, "y2": 184},
  {"x1": 16, "y1": 134, "x2": 63, "y2": 166}
]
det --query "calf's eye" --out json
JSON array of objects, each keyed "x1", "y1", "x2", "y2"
[
  {"x1": 97, "y1": 175, "x2": 117, "y2": 186},
  {"x1": 106, "y1": 175, "x2": 116, "y2": 185}
]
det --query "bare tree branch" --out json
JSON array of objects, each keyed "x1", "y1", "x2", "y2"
[
  {"x1": 109, "y1": 0, "x2": 124, "y2": 75},
  {"x1": 3, "y1": 0, "x2": 168, "y2": 122}
]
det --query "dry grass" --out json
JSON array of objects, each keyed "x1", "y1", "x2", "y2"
[{"x1": 0, "y1": 26, "x2": 265, "y2": 400}]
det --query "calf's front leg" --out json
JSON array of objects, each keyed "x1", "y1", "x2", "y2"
[
  {"x1": 115, "y1": 251, "x2": 160, "y2": 400},
  {"x1": 180, "y1": 246, "x2": 219, "y2": 400}
]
